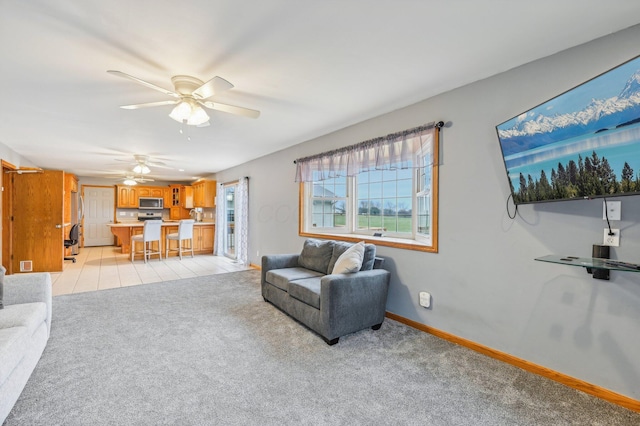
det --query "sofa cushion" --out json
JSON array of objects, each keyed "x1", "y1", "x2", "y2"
[
  {"x1": 361, "y1": 244, "x2": 376, "y2": 271},
  {"x1": 0, "y1": 303, "x2": 47, "y2": 338},
  {"x1": 0, "y1": 326, "x2": 29, "y2": 386},
  {"x1": 332, "y1": 241, "x2": 365, "y2": 274},
  {"x1": 266, "y1": 268, "x2": 324, "y2": 292},
  {"x1": 288, "y1": 278, "x2": 322, "y2": 309},
  {"x1": 328, "y1": 242, "x2": 376, "y2": 273},
  {"x1": 298, "y1": 239, "x2": 335, "y2": 274}
]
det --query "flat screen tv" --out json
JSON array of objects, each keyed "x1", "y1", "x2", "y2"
[{"x1": 496, "y1": 55, "x2": 640, "y2": 205}]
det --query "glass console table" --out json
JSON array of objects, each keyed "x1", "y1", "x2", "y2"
[{"x1": 535, "y1": 255, "x2": 640, "y2": 280}]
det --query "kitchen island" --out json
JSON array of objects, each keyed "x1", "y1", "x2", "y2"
[{"x1": 107, "y1": 221, "x2": 215, "y2": 257}]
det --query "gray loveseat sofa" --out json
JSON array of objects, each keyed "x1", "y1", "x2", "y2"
[
  {"x1": 0, "y1": 271, "x2": 52, "y2": 424},
  {"x1": 261, "y1": 239, "x2": 390, "y2": 345}
]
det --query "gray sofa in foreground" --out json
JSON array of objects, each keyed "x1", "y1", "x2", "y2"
[
  {"x1": 261, "y1": 239, "x2": 390, "y2": 345},
  {"x1": 0, "y1": 271, "x2": 52, "y2": 424}
]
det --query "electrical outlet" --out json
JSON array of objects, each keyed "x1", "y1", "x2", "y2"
[
  {"x1": 603, "y1": 228, "x2": 620, "y2": 247},
  {"x1": 419, "y1": 292, "x2": 431, "y2": 308},
  {"x1": 603, "y1": 201, "x2": 621, "y2": 221}
]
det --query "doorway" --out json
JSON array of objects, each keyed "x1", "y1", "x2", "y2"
[
  {"x1": 82, "y1": 185, "x2": 115, "y2": 247},
  {"x1": 223, "y1": 184, "x2": 237, "y2": 259}
]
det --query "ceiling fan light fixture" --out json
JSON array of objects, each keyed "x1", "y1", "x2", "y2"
[
  {"x1": 123, "y1": 178, "x2": 138, "y2": 186},
  {"x1": 133, "y1": 164, "x2": 150, "y2": 174},
  {"x1": 187, "y1": 104, "x2": 210, "y2": 126},
  {"x1": 169, "y1": 99, "x2": 209, "y2": 126},
  {"x1": 169, "y1": 101, "x2": 192, "y2": 122}
]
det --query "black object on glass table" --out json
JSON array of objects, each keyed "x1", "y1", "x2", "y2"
[{"x1": 589, "y1": 244, "x2": 610, "y2": 280}]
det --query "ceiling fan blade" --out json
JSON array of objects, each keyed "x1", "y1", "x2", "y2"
[
  {"x1": 120, "y1": 100, "x2": 178, "y2": 110},
  {"x1": 147, "y1": 162, "x2": 173, "y2": 169},
  {"x1": 107, "y1": 70, "x2": 180, "y2": 98},
  {"x1": 200, "y1": 101, "x2": 260, "y2": 119},
  {"x1": 192, "y1": 76, "x2": 234, "y2": 100}
]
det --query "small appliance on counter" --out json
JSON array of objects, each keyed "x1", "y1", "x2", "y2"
[
  {"x1": 138, "y1": 212, "x2": 163, "y2": 221},
  {"x1": 190, "y1": 207, "x2": 204, "y2": 222}
]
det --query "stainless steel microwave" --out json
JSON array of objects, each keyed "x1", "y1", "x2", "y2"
[{"x1": 139, "y1": 197, "x2": 164, "y2": 209}]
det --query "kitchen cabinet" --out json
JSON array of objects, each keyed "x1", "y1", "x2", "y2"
[
  {"x1": 194, "y1": 225, "x2": 215, "y2": 253},
  {"x1": 163, "y1": 187, "x2": 172, "y2": 208},
  {"x1": 116, "y1": 185, "x2": 138, "y2": 208},
  {"x1": 117, "y1": 185, "x2": 170, "y2": 208},
  {"x1": 138, "y1": 186, "x2": 165, "y2": 198},
  {"x1": 181, "y1": 186, "x2": 194, "y2": 209},
  {"x1": 193, "y1": 180, "x2": 216, "y2": 208},
  {"x1": 168, "y1": 184, "x2": 194, "y2": 220}
]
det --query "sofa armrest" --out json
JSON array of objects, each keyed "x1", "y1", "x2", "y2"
[
  {"x1": 320, "y1": 269, "x2": 390, "y2": 339},
  {"x1": 261, "y1": 254, "x2": 300, "y2": 284},
  {"x1": 3, "y1": 272, "x2": 53, "y2": 335}
]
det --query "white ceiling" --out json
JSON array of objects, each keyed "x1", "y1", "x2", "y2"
[{"x1": 1, "y1": 1, "x2": 639, "y2": 183}]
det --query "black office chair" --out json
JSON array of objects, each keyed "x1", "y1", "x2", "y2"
[{"x1": 64, "y1": 224, "x2": 79, "y2": 263}]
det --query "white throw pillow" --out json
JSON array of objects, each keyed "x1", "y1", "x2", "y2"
[{"x1": 331, "y1": 241, "x2": 365, "y2": 274}]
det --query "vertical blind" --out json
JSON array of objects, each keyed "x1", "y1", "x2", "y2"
[{"x1": 294, "y1": 121, "x2": 442, "y2": 182}]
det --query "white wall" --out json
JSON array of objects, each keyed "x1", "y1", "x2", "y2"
[
  {"x1": 0, "y1": 140, "x2": 37, "y2": 169},
  {"x1": 215, "y1": 25, "x2": 640, "y2": 399}
]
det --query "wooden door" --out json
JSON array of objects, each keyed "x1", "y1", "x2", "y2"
[
  {"x1": 2, "y1": 161, "x2": 16, "y2": 273},
  {"x1": 12, "y1": 170, "x2": 64, "y2": 272}
]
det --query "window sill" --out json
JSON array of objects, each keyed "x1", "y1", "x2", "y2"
[{"x1": 299, "y1": 231, "x2": 437, "y2": 253}]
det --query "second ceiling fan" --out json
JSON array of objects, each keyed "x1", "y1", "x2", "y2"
[{"x1": 108, "y1": 70, "x2": 260, "y2": 125}]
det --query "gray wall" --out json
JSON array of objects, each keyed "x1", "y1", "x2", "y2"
[{"x1": 214, "y1": 25, "x2": 640, "y2": 399}]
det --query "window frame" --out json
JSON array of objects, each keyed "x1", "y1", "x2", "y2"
[{"x1": 298, "y1": 131, "x2": 439, "y2": 253}]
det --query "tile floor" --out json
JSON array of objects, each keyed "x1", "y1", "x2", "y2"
[{"x1": 50, "y1": 246, "x2": 251, "y2": 296}]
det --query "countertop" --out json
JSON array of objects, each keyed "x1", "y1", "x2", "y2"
[{"x1": 110, "y1": 221, "x2": 215, "y2": 226}]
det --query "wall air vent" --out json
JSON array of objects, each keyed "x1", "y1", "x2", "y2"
[{"x1": 20, "y1": 260, "x2": 33, "y2": 272}]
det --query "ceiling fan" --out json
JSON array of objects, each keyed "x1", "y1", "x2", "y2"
[
  {"x1": 115, "y1": 154, "x2": 171, "y2": 174},
  {"x1": 107, "y1": 174, "x2": 155, "y2": 186},
  {"x1": 122, "y1": 175, "x2": 154, "y2": 185},
  {"x1": 107, "y1": 70, "x2": 260, "y2": 125}
]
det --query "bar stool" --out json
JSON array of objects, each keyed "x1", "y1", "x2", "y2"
[
  {"x1": 165, "y1": 219, "x2": 195, "y2": 260},
  {"x1": 131, "y1": 220, "x2": 163, "y2": 263}
]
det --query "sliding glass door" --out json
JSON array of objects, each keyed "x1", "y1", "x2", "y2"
[{"x1": 223, "y1": 184, "x2": 236, "y2": 259}]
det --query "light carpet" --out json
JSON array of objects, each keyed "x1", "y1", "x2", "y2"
[{"x1": 4, "y1": 270, "x2": 639, "y2": 425}]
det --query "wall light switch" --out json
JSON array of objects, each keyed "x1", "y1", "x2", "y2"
[{"x1": 603, "y1": 201, "x2": 621, "y2": 221}]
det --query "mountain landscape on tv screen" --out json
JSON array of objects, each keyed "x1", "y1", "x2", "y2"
[
  {"x1": 497, "y1": 58, "x2": 640, "y2": 204},
  {"x1": 498, "y1": 70, "x2": 640, "y2": 157}
]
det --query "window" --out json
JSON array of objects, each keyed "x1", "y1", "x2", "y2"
[
  {"x1": 297, "y1": 123, "x2": 440, "y2": 252},
  {"x1": 310, "y1": 177, "x2": 347, "y2": 230}
]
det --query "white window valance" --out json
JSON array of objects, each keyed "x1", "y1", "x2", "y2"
[{"x1": 294, "y1": 121, "x2": 442, "y2": 182}]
